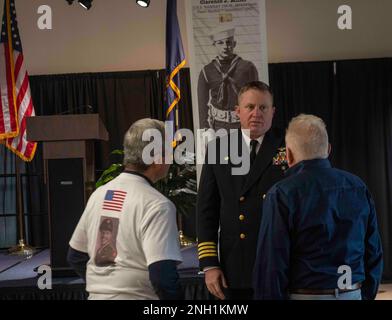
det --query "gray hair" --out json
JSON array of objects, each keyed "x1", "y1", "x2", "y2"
[
  {"x1": 286, "y1": 114, "x2": 329, "y2": 160},
  {"x1": 123, "y1": 118, "x2": 165, "y2": 171}
]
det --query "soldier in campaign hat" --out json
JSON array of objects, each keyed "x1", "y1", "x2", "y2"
[{"x1": 198, "y1": 24, "x2": 259, "y2": 131}]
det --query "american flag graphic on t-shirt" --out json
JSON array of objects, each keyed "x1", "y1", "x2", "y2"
[{"x1": 102, "y1": 190, "x2": 127, "y2": 212}]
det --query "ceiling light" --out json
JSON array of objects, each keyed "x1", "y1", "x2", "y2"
[
  {"x1": 136, "y1": 0, "x2": 150, "y2": 8},
  {"x1": 78, "y1": 0, "x2": 93, "y2": 10}
]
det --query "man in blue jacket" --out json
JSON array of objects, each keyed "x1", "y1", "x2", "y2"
[{"x1": 253, "y1": 114, "x2": 383, "y2": 300}]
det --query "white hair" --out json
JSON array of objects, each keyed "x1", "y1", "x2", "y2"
[
  {"x1": 286, "y1": 114, "x2": 329, "y2": 161},
  {"x1": 123, "y1": 118, "x2": 165, "y2": 171}
]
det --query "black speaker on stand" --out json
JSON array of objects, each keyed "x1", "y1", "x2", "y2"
[{"x1": 47, "y1": 158, "x2": 85, "y2": 276}]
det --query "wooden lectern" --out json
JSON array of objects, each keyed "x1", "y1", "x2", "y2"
[{"x1": 27, "y1": 114, "x2": 108, "y2": 276}]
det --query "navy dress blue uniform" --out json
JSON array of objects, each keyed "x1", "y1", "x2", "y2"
[
  {"x1": 253, "y1": 159, "x2": 383, "y2": 300},
  {"x1": 197, "y1": 128, "x2": 286, "y2": 292}
]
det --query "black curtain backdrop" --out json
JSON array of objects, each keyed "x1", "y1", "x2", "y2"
[
  {"x1": 1, "y1": 59, "x2": 390, "y2": 280},
  {"x1": 269, "y1": 61, "x2": 335, "y2": 133},
  {"x1": 332, "y1": 59, "x2": 392, "y2": 281},
  {"x1": 29, "y1": 69, "x2": 194, "y2": 170}
]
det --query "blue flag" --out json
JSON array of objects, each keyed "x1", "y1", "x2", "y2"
[{"x1": 165, "y1": 0, "x2": 186, "y2": 129}]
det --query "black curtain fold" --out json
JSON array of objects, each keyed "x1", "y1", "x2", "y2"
[
  {"x1": 269, "y1": 61, "x2": 335, "y2": 134},
  {"x1": 23, "y1": 143, "x2": 48, "y2": 247},
  {"x1": 0, "y1": 148, "x2": 16, "y2": 248},
  {"x1": 332, "y1": 59, "x2": 392, "y2": 280},
  {"x1": 2, "y1": 59, "x2": 391, "y2": 280}
]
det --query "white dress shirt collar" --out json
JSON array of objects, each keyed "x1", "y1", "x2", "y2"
[{"x1": 241, "y1": 129, "x2": 264, "y2": 152}]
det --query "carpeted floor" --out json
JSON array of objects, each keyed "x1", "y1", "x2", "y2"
[
  {"x1": 0, "y1": 245, "x2": 200, "y2": 285},
  {"x1": 0, "y1": 250, "x2": 49, "y2": 282},
  {"x1": 0, "y1": 245, "x2": 208, "y2": 300},
  {"x1": 0, "y1": 254, "x2": 25, "y2": 274},
  {"x1": 376, "y1": 284, "x2": 392, "y2": 300},
  {"x1": 1, "y1": 247, "x2": 391, "y2": 299}
]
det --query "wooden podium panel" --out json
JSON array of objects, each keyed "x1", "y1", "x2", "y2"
[{"x1": 26, "y1": 114, "x2": 108, "y2": 142}]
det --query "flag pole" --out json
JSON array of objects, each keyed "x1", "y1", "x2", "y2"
[
  {"x1": 175, "y1": 103, "x2": 194, "y2": 248},
  {"x1": 175, "y1": 104, "x2": 185, "y2": 244},
  {"x1": 8, "y1": 156, "x2": 34, "y2": 257}
]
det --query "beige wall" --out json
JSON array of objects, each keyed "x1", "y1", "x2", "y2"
[
  {"x1": 3, "y1": 0, "x2": 392, "y2": 75},
  {"x1": 266, "y1": 0, "x2": 392, "y2": 63}
]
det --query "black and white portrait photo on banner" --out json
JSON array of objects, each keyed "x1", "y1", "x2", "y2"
[{"x1": 185, "y1": 0, "x2": 269, "y2": 133}]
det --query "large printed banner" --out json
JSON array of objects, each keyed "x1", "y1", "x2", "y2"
[{"x1": 185, "y1": 0, "x2": 269, "y2": 133}]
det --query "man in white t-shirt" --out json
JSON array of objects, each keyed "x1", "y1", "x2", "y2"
[{"x1": 67, "y1": 118, "x2": 183, "y2": 300}]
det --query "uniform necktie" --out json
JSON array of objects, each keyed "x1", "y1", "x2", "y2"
[{"x1": 250, "y1": 140, "x2": 258, "y2": 166}]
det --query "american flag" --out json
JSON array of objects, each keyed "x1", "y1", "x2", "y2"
[
  {"x1": 102, "y1": 190, "x2": 127, "y2": 213},
  {"x1": 0, "y1": 0, "x2": 37, "y2": 161}
]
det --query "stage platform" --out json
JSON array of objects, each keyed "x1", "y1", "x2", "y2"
[{"x1": 0, "y1": 245, "x2": 211, "y2": 300}]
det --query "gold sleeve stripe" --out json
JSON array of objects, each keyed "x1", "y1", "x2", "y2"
[
  {"x1": 198, "y1": 242, "x2": 216, "y2": 248},
  {"x1": 199, "y1": 249, "x2": 218, "y2": 254},
  {"x1": 197, "y1": 246, "x2": 216, "y2": 252},
  {"x1": 198, "y1": 250, "x2": 217, "y2": 256},
  {"x1": 199, "y1": 253, "x2": 218, "y2": 259}
]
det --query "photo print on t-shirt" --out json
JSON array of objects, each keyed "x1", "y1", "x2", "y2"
[{"x1": 94, "y1": 216, "x2": 119, "y2": 267}]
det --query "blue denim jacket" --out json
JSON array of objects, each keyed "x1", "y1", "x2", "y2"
[{"x1": 253, "y1": 159, "x2": 383, "y2": 300}]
